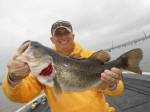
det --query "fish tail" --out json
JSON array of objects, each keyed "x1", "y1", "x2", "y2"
[{"x1": 116, "y1": 48, "x2": 143, "y2": 74}]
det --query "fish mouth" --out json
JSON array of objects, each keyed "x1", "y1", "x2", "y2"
[
  {"x1": 18, "y1": 40, "x2": 55, "y2": 77},
  {"x1": 39, "y1": 64, "x2": 54, "y2": 76}
]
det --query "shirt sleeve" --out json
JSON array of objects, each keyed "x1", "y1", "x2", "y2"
[
  {"x1": 2, "y1": 72, "x2": 43, "y2": 103},
  {"x1": 8, "y1": 75, "x2": 21, "y2": 88},
  {"x1": 104, "y1": 80, "x2": 124, "y2": 96}
]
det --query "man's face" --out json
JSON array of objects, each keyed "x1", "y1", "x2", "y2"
[{"x1": 50, "y1": 28, "x2": 74, "y2": 50}]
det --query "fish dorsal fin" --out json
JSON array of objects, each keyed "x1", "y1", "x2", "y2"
[{"x1": 89, "y1": 50, "x2": 111, "y2": 62}]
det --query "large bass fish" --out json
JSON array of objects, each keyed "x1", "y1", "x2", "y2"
[{"x1": 16, "y1": 40, "x2": 143, "y2": 97}]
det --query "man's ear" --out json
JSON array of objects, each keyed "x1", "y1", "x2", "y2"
[{"x1": 50, "y1": 37, "x2": 55, "y2": 44}]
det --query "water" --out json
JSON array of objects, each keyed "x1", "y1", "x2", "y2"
[
  {"x1": 0, "y1": 39, "x2": 150, "y2": 112},
  {"x1": 108, "y1": 39, "x2": 150, "y2": 72}
]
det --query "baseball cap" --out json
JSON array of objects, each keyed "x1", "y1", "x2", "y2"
[{"x1": 51, "y1": 20, "x2": 73, "y2": 36}]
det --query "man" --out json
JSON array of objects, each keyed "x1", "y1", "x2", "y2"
[{"x1": 2, "y1": 20, "x2": 124, "y2": 112}]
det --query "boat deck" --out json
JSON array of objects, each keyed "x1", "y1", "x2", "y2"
[{"x1": 22, "y1": 73, "x2": 150, "y2": 112}]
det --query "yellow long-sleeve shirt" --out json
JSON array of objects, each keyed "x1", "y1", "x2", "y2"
[{"x1": 2, "y1": 42, "x2": 124, "y2": 112}]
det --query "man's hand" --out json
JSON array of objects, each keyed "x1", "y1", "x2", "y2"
[
  {"x1": 100, "y1": 67, "x2": 122, "y2": 90},
  {"x1": 7, "y1": 58, "x2": 30, "y2": 82}
]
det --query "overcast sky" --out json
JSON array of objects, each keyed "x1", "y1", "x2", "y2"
[
  {"x1": 0, "y1": 0, "x2": 150, "y2": 81},
  {"x1": 0, "y1": 0, "x2": 150, "y2": 52}
]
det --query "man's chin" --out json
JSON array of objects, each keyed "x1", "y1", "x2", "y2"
[{"x1": 60, "y1": 46, "x2": 70, "y2": 50}]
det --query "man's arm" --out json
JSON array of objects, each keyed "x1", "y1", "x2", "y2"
[
  {"x1": 2, "y1": 73, "x2": 43, "y2": 103},
  {"x1": 104, "y1": 80, "x2": 124, "y2": 96},
  {"x1": 102, "y1": 68, "x2": 124, "y2": 96},
  {"x1": 2, "y1": 59, "x2": 43, "y2": 103}
]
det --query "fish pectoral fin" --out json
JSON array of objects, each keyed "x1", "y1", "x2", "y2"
[
  {"x1": 89, "y1": 50, "x2": 111, "y2": 63},
  {"x1": 53, "y1": 78, "x2": 62, "y2": 99}
]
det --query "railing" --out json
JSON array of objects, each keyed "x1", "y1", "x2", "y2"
[
  {"x1": 15, "y1": 93, "x2": 45, "y2": 112},
  {"x1": 105, "y1": 35, "x2": 150, "y2": 52}
]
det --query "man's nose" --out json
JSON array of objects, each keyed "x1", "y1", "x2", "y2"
[{"x1": 59, "y1": 36, "x2": 68, "y2": 41}]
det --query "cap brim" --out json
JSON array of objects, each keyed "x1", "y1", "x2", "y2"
[{"x1": 53, "y1": 26, "x2": 72, "y2": 36}]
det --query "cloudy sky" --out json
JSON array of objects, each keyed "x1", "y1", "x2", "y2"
[
  {"x1": 0, "y1": 0, "x2": 150, "y2": 80},
  {"x1": 0, "y1": 0, "x2": 150, "y2": 51}
]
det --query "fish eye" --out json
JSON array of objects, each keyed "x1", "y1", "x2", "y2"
[{"x1": 34, "y1": 44, "x2": 39, "y2": 48}]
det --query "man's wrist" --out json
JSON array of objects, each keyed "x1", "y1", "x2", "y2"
[
  {"x1": 8, "y1": 74, "x2": 21, "y2": 88},
  {"x1": 108, "y1": 84, "x2": 117, "y2": 91}
]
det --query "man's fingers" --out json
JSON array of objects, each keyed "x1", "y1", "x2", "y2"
[
  {"x1": 8, "y1": 59, "x2": 30, "y2": 78},
  {"x1": 100, "y1": 68, "x2": 122, "y2": 89},
  {"x1": 111, "y1": 67, "x2": 121, "y2": 72},
  {"x1": 13, "y1": 60, "x2": 27, "y2": 68},
  {"x1": 8, "y1": 59, "x2": 29, "y2": 71},
  {"x1": 104, "y1": 69, "x2": 119, "y2": 79},
  {"x1": 14, "y1": 71, "x2": 29, "y2": 77},
  {"x1": 8, "y1": 59, "x2": 26, "y2": 69},
  {"x1": 101, "y1": 72, "x2": 116, "y2": 84},
  {"x1": 101, "y1": 73, "x2": 107, "y2": 82},
  {"x1": 7, "y1": 58, "x2": 30, "y2": 82},
  {"x1": 101, "y1": 72, "x2": 111, "y2": 83},
  {"x1": 10, "y1": 65, "x2": 29, "y2": 73},
  {"x1": 104, "y1": 70, "x2": 120, "y2": 82},
  {"x1": 102, "y1": 70, "x2": 120, "y2": 85},
  {"x1": 111, "y1": 67, "x2": 122, "y2": 80}
]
